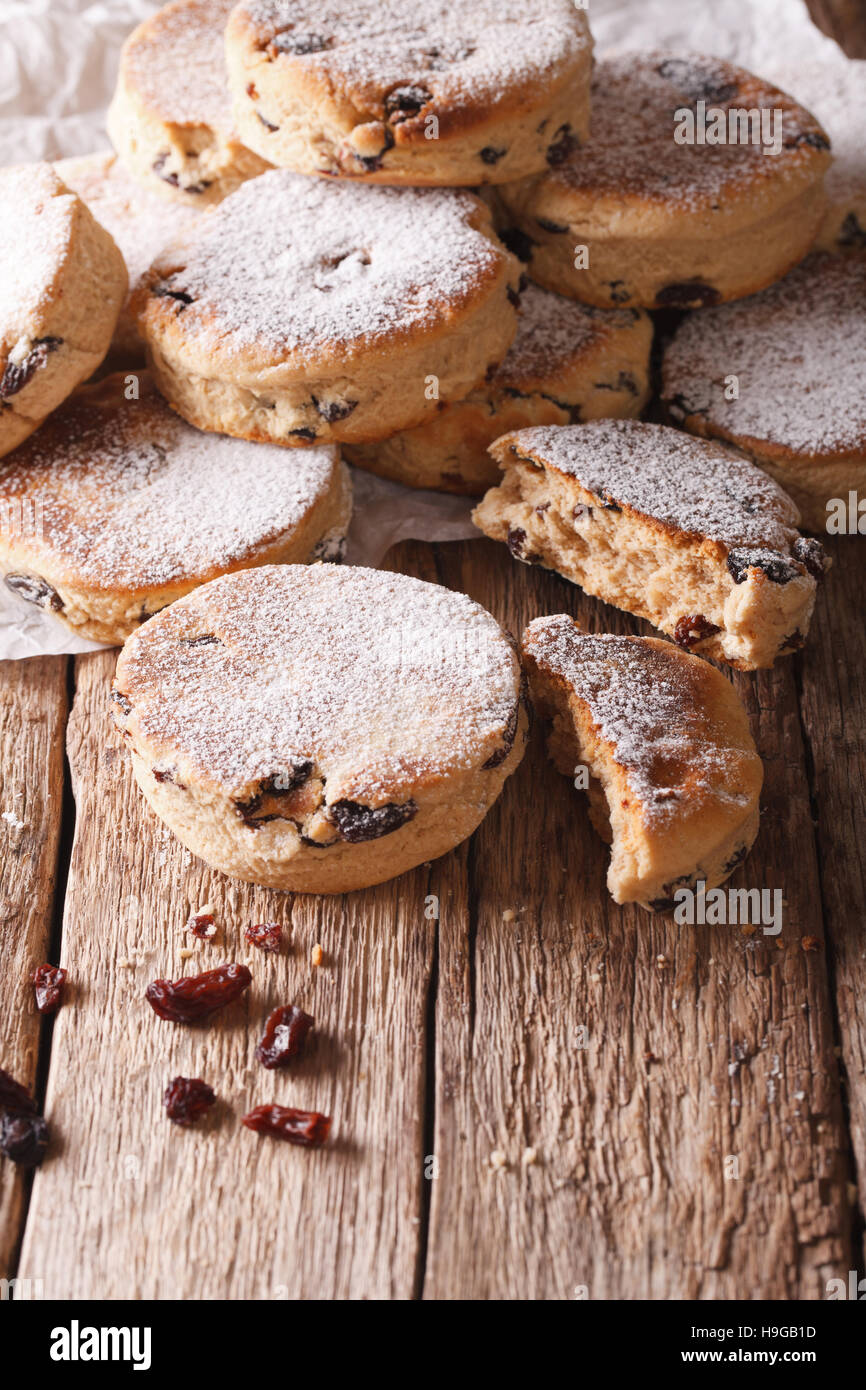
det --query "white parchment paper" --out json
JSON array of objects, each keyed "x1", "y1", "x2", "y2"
[{"x1": 0, "y1": 0, "x2": 857, "y2": 655}]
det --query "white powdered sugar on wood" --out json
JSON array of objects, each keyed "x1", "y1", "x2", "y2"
[
  {"x1": 495, "y1": 284, "x2": 639, "y2": 388},
  {"x1": 551, "y1": 53, "x2": 825, "y2": 209},
  {"x1": 123, "y1": 0, "x2": 238, "y2": 133},
  {"x1": 118, "y1": 565, "x2": 520, "y2": 797},
  {"x1": 526, "y1": 616, "x2": 745, "y2": 823},
  {"x1": 506, "y1": 419, "x2": 800, "y2": 552},
  {"x1": 241, "y1": 0, "x2": 590, "y2": 104},
  {"x1": 0, "y1": 378, "x2": 343, "y2": 589},
  {"x1": 0, "y1": 165, "x2": 73, "y2": 331},
  {"x1": 663, "y1": 253, "x2": 866, "y2": 455},
  {"x1": 149, "y1": 171, "x2": 506, "y2": 361}
]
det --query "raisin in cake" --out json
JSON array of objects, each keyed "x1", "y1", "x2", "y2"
[
  {"x1": 225, "y1": 0, "x2": 592, "y2": 186},
  {"x1": 345, "y1": 285, "x2": 651, "y2": 495},
  {"x1": 474, "y1": 420, "x2": 828, "y2": 671},
  {"x1": 112, "y1": 565, "x2": 527, "y2": 892},
  {"x1": 496, "y1": 53, "x2": 830, "y2": 309},
  {"x1": 0, "y1": 374, "x2": 351, "y2": 645},
  {"x1": 136, "y1": 170, "x2": 521, "y2": 447},
  {"x1": 0, "y1": 165, "x2": 127, "y2": 459},
  {"x1": 662, "y1": 252, "x2": 866, "y2": 534},
  {"x1": 522, "y1": 616, "x2": 763, "y2": 912}
]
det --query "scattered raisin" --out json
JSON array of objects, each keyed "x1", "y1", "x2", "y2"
[
  {"x1": 0, "y1": 1068, "x2": 37, "y2": 1116},
  {"x1": 497, "y1": 226, "x2": 536, "y2": 262},
  {"x1": 255, "y1": 1005, "x2": 314, "y2": 1069},
  {"x1": 839, "y1": 212, "x2": 866, "y2": 249},
  {"x1": 385, "y1": 85, "x2": 432, "y2": 121},
  {"x1": 256, "y1": 111, "x2": 280, "y2": 132},
  {"x1": 506, "y1": 526, "x2": 540, "y2": 563},
  {"x1": 656, "y1": 58, "x2": 738, "y2": 105},
  {"x1": 479, "y1": 146, "x2": 506, "y2": 164},
  {"x1": 329, "y1": 799, "x2": 417, "y2": 842},
  {"x1": 482, "y1": 700, "x2": 520, "y2": 769},
  {"x1": 0, "y1": 1112, "x2": 48, "y2": 1167},
  {"x1": 4, "y1": 573, "x2": 63, "y2": 611},
  {"x1": 145, "y1": 963, "x2": 252, "y2": 1023},
  {"x1": 272, "y1": 31, "x2": 331, "y2": 56},
  {"x1": 245, "y1": 922, "x2": 283, "y2": 953},
  {"x1": 153, "y1": 285, "x2": 194, "y2": 307},
  {"x1": 726, "y1": 549, "x2": 798, "y2": 585},
  {"x1": 655, "y1": 281, "x2": 720, "y2": 309},
  {"x1": 242, "y1": 1104, "x2": 331, "y2": 1148},
  {"x1": 287, "y1": 427, "x2": 317, "y2": 441},
  {"x1": 674, "y1": 614, "x2": 721, "y2": 649},
  {"x1": 536, "y1": 216, "x2": 569, "y2": 234},
  {"x1": 111, "y1": 690, "x2": 132, "y2": 716},
  {"x1": 792, "y1": 536, "x2": 827, "y2": 580},
  {"x1": 546, "y1": 124, "x2": 578, "y2": 165},
  {"x1": 0, "y1": 338, "x2": 62, "y2": 399},
  {"x1": 186, "y1": 909, "x2": 217, "y2": 940},
  {"x1": 786, "y1": 130, "x2": 830, "y2": 150},
  {"x1": 30, "y1": 964, "x2": 67, "y2": 1015},
  {"x1": 163, "y1": 1076, "x2": 216, "y2": 1126},
  {"x1": 311, "y1": 395, "x2": 358, "y2": 423}
]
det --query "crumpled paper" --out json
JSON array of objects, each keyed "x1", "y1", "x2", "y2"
[{"x1": 0, "y1": 0, "x2": 854, "y2": 655}]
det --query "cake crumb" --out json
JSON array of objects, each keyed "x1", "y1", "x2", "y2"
[
  {"x1": 490, "y1": 1149, "x2": 507, "y2": 1170},
  {"x1": 521, "y1": 1147, "x2": 538, "y2": 1166},
  {"x1": 1, "y1": 810, "x2": 24, "y2": 830},
  {"x1": 179, "y1": 947, "x2": 194, "y2": 960},
  {"x1": 502, "y1": 908, "x2": 516, "y2": 922},
  {"x1": 311, "y1": 943, "x2": 324, "y2": 967}
]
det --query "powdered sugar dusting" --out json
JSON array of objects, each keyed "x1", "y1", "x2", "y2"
[
  {"x1": 504, "y1": 419, "x2": 800, "y2": 551},
  {"x1": 551, "y1": 53, "x2": 827, "y2": 209},
  {"x1": 56, "y1": 153, "x2": 202, "y2": 315},
  {"x1": 663, "y1": 253, "x2": 866, "y2": 455},
  {"x1": 148, "y1": 170, "x2": 509, "y2": 362},
  {"x1": 241, "y1": 0, "x2": 590, "y2": 105},
  {"x1": 0, "y1": 375, "x2": 345, "y2": 590},
  {"x1": 0, "y1": 165, "x2": 73, "y2": 331},
  {"x1": 495, "y1": 285, "x2": 640, "y2": 388},
  {"x1": 117, "y1": 564, "x2": 520, "y2": 798},
  {"x1": 123, "y1": 0, "x2": 237, "y2": 133},
  {"x1": 525, "y1": 616, "x2": 747, "y2": 823}
]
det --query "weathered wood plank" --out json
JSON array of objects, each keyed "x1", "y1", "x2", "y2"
[
  {"x1": 423, "y1": 539, "x2": 851, "y2": 1300},
  {"x1": 796, "y1": 535, "x2": 866, "y2": 1259},
  {"x1": 17, "y1": 546, "x2": 439, "y2": 1299},
  {"x1": 0, "y1": 656, "x2": 68, "y2": 1281},
  {"x1": 805, "y1": 0, "x2": 866, "y2": 57}
]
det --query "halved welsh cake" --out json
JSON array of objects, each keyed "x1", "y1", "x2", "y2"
[
  {"x1": 521, "y1": 615, "x2": 763, "y2": 911},
  {"x1": 475, "y1": 420, "x2": 828, "y2": 670}
]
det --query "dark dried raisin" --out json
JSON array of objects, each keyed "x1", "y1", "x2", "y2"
[
  {"x1": 0, "y1": 1112, "x2": 48, "y2": 1167},
  {"x1": 245, "y1": 922, "x2": 283, "y2": 953},
  {"x1": 163, "y1": 1076, "x2": 216, "y2": 1126},
  {"x1": 30, "y1": 964, "x2": 67, "y2": 1015},
  {"x1": 311, "y1": 395, "x2": 358, "y2": 423},
  {"x1": 153, "y1": 285, "x2": 194, "y2": 307},
  {"x1": 726, "y1": 549, "x2": 798, "y2": 585},
  {"x1": 0, "y1": 338, "x2": 62, "y2": 399},
  {"x1": 4, "y1": 573, "x2": 63, "y2": 611},
  {"x1": 242, "y1": 1103, "x2": 331, "y2": 1148},
  {"x1": 536, "y1": 216, "x2": 569, "y2": 234},
  {"x1": 792, "y1": 536, "x2": 827, "y2": 580},
  {"x1": 255, "y1": 1005, "x2": 314, "y2": 1069},
  {"x1": 273, "y1": 31, "x2": 331, "y2": 56},
  {"x1": 287, "y1": 426, "x2": 317, "y2": 441},
  {"x1": 257, "y1": 111, "x2": 280, "y2": 132},
  {"x1": 839, "y1": 212, "x2": 866, "y2": 249},
  {"x1": 0, "y1": 1068, "x2": 37, "y2": 1115},
  {"x1": 674, "y1": 614, "x2": 721, "y2": 649},
  {"x1": 385, "y1": 85, "x2": 432, "y2": 120},
  {"x1": 655, "y1": 281, "x2": 720, "y2": 309},
  {"x1": 506, "y1": 526, "x2": 540, "y2": 563},
  {"x1": 786, "y1": 130, "x2": 830, "y2": 150},
  {"x1": 482, "y1": 700, "x2": 520, "y2": 769},
  {"x1": 329, "y1": 799, "x2": 417, "y2": 842},
  {"x1": 112, "y1": 690, "x2": 132, "y2": 716},
  {"x1": 145, "y1": 963, "x2": 252, "y2": 1023},
  {"x1": 480, "y1": 146, "x2": 506, "y2": 165},
  {"x1": 497, "y1": 226, "x2": 536, "y2": 262},
  {"x1": 546, "y1": 124, "x2": 578, "y2": 166},
  {"x1": 656, "y1": 59, "x2": 738, "y2": 105}
]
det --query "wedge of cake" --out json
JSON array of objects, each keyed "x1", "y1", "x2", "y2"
[
  {"x1": 475, "y1": 420, "x2": 828, "y2": 670},
  {"x1": 521, "y1": 615, "x2": 763, "y2": 911}
]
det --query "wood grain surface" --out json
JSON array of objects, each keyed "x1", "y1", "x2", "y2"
[
  {"x1": 0, "y1": 656, "x2": 68, "y2": 1285},
  {"x1": 2, "y1": 535, "x2": 864, "y2": 1299}
]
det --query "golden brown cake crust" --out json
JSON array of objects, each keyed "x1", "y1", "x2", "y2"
[
  {"x1": 497, "y1": 52, "x2": 831, "y2": 309},
  {"x1": 226, "y1": 0, "x2": 592, "y2": 185}
]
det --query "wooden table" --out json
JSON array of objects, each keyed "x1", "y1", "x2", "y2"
[{"x1": 1, "y1": 531, "x2": 863, "y2": 1300}]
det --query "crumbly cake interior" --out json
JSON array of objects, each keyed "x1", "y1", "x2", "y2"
[{"x1": 475, "y1": 421, "x2": 821, "y2": 670}]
